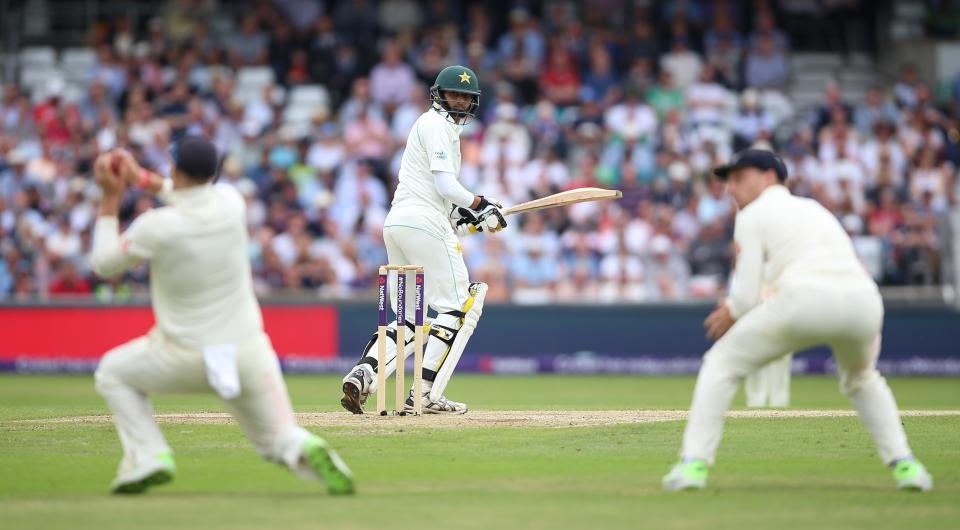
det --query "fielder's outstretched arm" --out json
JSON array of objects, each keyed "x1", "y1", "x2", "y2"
[
  {"x1": 91, "y1": 153, "x2": 168, "y2": 278},
  {"x1": 91, "y1": 208, "x2": 170, "y2": 278}
]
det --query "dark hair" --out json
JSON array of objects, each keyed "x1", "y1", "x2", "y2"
[{"x1": 172, "y1": 135, "x2": 219, "y2": 182}]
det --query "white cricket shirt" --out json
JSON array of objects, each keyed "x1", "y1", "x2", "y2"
[
  {"x1": 91, "y1": 183, "x2": 263, "y2": 349},
  {"x1": 727, "y1": 185, "x2": 873, "y2": 319},
  {"x1": 391, "y1": 109, "x2": 462, "y2": 218}
]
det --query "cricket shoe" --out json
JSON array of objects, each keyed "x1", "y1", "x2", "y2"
[
  {"x1": 111, "y1": 452, "x2": 175, "y2": 494},
  {"x1": 302, "y1": 435, "x2": 355, "y2": 495},
  {"x1": 893, "y1": 459, "x2": 933, "y2": 492},
  {"x1": 404, "y1": 389, "x2": 468, "y2": 415},
  {"x1": 662, "y1": 459, "x2": 708, "y2": 491},
  {"x1": 340, "y1": 365, "x2": 373, "y2": 414}
]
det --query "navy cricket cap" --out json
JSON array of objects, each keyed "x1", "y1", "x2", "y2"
[
  {"x1": 713, "y1": 149, "x2": 788, "y2": 182},
  {"x1": 172, "y1": 135, "x2": 219, "y2": 181}
]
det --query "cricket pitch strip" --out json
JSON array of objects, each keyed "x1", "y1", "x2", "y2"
[{"x1": 15, "y1": 409, "x2": 960, "y2": 432}]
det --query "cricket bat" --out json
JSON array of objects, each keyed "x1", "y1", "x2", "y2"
[{"x1": 502, "y1": 187, "x2": 622, "y2": 216}]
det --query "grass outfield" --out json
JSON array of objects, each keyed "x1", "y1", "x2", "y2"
[{"x1": 1, "y1": 374, "x2": 958, "y2": 529}]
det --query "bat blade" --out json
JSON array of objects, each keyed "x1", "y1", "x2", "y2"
[{"x1": 502, "y1": 187, "x2": 622, "y2": 216}]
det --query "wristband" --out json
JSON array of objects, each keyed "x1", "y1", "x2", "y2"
[
  {"x1": 472, "y1": 195, "x2": 491, "y2": 212},
  {"x1": 137, "y1": 168, "x2": 150, "y2": 189}
]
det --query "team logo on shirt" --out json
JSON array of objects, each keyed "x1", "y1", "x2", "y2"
[{"x1": 435, "y1": 150, "x2": 447, "y2": 160}]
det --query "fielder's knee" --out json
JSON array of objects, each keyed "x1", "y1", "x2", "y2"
[
  {"x1": 94, "y1": 337, "x2": 150, "y2": 395},
  {"x1": 93, "y1": 349, "x2": 123, "y2": 395}
]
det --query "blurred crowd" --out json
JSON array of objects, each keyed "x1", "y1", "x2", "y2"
[{"x1": 0, "y1": 0, "x2": 958, "y2": 303}]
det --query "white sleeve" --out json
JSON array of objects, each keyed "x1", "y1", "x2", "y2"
[
  {"x1": 156, "y1": 178, "x2": 175, "y2": 204},
  {"x1": 90, "y1": 211, "x2": 164, "y2": 278},
  {"x1": 434, "y1": 170, "x2": 475, "y2": 208},
  {"x1": 725, "y1": 209, "x2": 764, "y2": 319},
  {"x1": 91, "y1": 218, "x2": 142, "y2": 278}
]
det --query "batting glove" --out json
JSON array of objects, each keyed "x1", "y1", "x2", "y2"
[{"x1": 472, "y1": 196, "x2": 508, "y2": 233}]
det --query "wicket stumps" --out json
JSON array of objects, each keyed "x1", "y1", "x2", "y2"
[{"x1": 376, "y1": 265, "x2": 425, "y2": 416}]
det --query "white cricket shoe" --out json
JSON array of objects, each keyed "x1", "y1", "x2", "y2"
[
  {"x1": 404, "y1": 389, "x2": 468, "y2": 415},
  {"x1": 893, "y1": 459, "x2": 934, "y2": 492},
  {"x1": 111, "y1": 452, "x2": 175, "y2": 494},
  {"x1": 340, "y1": 365, "x2": 373, "y2": 414},
  {"x1": 662, "y1": 460, "x2": 708, "y2": 491}
]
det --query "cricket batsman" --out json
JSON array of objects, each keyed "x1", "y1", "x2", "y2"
[
  {"x1": 91, "y1": 136, "x2": 354, "y2": 494},
  {"x1": 340, "y1": 65, "x2": 507, "y2": 415},
  {"x1": 662, "y1": 149, "x2": 933, "y2": 492}
]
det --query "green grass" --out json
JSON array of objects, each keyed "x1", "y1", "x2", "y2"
[{"x1": 1, "y1": 375, "x2": 958, "y2": 529}]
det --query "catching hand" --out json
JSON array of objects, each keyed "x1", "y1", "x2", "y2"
[
  {"x1": 94, "y1": 153, "x2": 127, "y2": 196},
  {"x1": 109, "y1": 148, "x2": 142, "y2": 187}
]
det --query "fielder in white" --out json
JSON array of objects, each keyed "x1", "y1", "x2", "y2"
[
  {"x1": 662, "y1": 149, "x2": 933, "y2": 492},
  {"x1": 91, "y1": 137, "x2": 353, "y2": 494},
  {"x1": 340, "y1": 65, "x2": 507, "y2": 415}
]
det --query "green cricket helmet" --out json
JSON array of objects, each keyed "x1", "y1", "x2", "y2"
[{"x1": 430, "y1": 65, "x2": 481, "y2": 124}]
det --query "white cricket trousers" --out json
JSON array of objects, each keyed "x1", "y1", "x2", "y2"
[
  {"x1": 94, "y1": 329, "x2": 315, "y2": 479},
  {"x1": 682, "y1": 276, "x2": 914, "y2": 465},
  {"x1": 745, "y1": 353, "x2": 792, "y2": 407},
  {"x1": 377, "y1": 210, "x2": 471, "y2": 377}
]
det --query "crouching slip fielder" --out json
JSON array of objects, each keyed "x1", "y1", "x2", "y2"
[
  {"x1": 663, "y1": 149, "x2": 933, "y2": 492},
  {"x1": 91, "y1": 137, "x2": 353, "y2": 494},
  {"x1": 340, "y1": 66, "x2": 507, "y2": 415}
]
